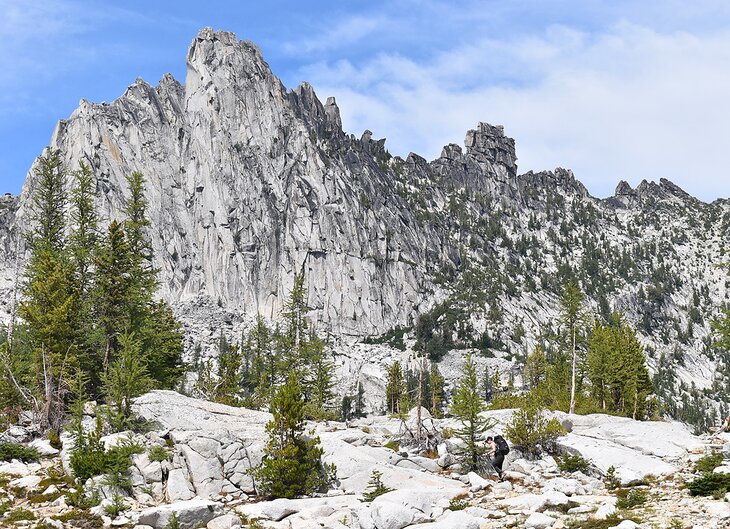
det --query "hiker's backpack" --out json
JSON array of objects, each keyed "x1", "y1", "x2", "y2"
[{"x1": 494, "y1": 435, "x2": 510, "y2": 455}]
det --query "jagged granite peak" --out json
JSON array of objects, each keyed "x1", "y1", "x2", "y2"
[{"x1": 1, "y1": 28, "x2": 729, "y2": 424}]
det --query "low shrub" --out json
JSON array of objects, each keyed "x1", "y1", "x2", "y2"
[
  {"x1": 66, "y1": 483, "x2": 101, "y2": 509},
  {"x1": 53, "y1": 509, "x2": 104, "y2": 529},
  {"x1": 148, "y1": 444, "x2": 170, "y2": 463},
  {"x1": 687, "y1": 472, "x2": 730, "y2": 496},
  {"x1": 504, "y1": 398, "x2": 565, "y2": 454},
  {"x1": 48, "y1": 429, "x2": 62, "y2": 450},
  {"x1": 615, "y1": 488, "x2": 648, "y2": 509},
  {"x1": 383, "y1": 440, "x2": 400, "y2": 452},
  {"x1": 448, "y1": 497, "x2": 469, "y2": 511},
  {"x1": 694, "y1": 453, "x2": 724, "y2": 474},
  {"x1": 6, "y1": 508, "x2": 36, "y2": 522},
  {"x1": 0, "y1": 443, "x2": 40, "y2": 462},
  {"x1": 360, "y1": 470, "x2": 393, "y2": 502},
  {"x1": 103, "y1": 494, "x2": 129, "y2": 517},
  {"x1": 557, "y1": 453, "x2": 590, "y2": 473}
]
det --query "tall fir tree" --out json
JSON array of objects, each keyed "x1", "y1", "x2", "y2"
[
  {"x1": 19, "y1": 151, "x2": 76, "y2": 431},
  {"x1": 559, "y1": 279, "x2": 588, "y2": 414},
  {"x1": 450, "y1": 354, "x2": 495, "y2": 472},
  {"x1": 253, "y1": 374, "x2": 335, "y2": 498},
  {"x1": 385, "y1": 361, "x2": 406, "y2": 414}
]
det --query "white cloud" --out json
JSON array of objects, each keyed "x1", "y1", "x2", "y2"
[{"x1": 298, "y1": 19, "x2": 730, "y2": 201}]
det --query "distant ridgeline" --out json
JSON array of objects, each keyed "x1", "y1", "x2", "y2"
[{"x1": 0, "y1": 27, "x2": 728, "y2": 431}]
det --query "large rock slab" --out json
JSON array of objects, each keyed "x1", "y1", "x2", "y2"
[{"x1": 138, "y1": 499, "x2": 224, "y2": 529}]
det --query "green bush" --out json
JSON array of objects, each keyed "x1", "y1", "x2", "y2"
[
  {"x1": 557, "y1": 453, "x2": 590, "y2": 473},
  {"x1": 504, "y1": 398, "x2": 565, "y2": 454},
  {"x1": 0, "y1": 443, "x2": 40, "y2": 462},
  {"x1": 103, "y1": 494, "x2": 129, "y2": 517},
  {"x1": 687, "y1": 472, "x2": 730, "y2": 496},
  {"x1": 52, "y1": 509, "x2": 104, "y2": 529},
  {"x1": 383, "y1": 440, "x2": 400, "y2": 452},
  {"x1": 615, "y1": 488, "x2": 648, "y2": 509},
  {"x1": 694, "y1": 453, "x2": 724, "y2": 474},
  {"x1": 448, "y1": 497, "x2": 469, "y2": 511},
  {"x1": 70, "y1": 429, "x2": 143, "y2": 491},
  {"x1": 148, "y1": 444, "x2": 170, "y2": 462}
]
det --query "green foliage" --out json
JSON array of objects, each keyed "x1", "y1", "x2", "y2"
[
  {"x1": 0, "y1": 443, "x2": 40, "y2": 462},
  {"x1": 383, "y1": 440, "x2": 400, "y2": 452},
  {"x1": 165, "y1": 512, "x2": 181, "y2": 529},
  {"x1": 70, "y1": 418, "x2": 142, "y2": 490},
  {"x1": 103, "y1": 493, "x2": 129, "y2": 517},
  {"x1": 253, "y1": 375, "x2": 336, "y2": 498},
  {"x1": 47, "y1": 429, "x2": 62, "y2": 450},
  {"x1": 687, "y1": 472, "x2": 730, "y2": 496},
  {"x1": 694, "y1": 452, "x2": 724, "y2": 473},
  {"x1": 604, "y1": 466, "x2": 621, "y2": 490},
  {"x1": 66, "y1": 483, "x2": 101, "y2": 509},
  {"x1": 5, "y1": 507, "x2": 36, "y2": 522},
  {"x1": 450, "y1": 354, "x2": 495, "y2": 471},
  {"x1": 557, "y1": 453, "x2": 590, "y2": 473},
  {"x1": 385, "y1": 361, "x2": 407, "y2": 414},
  {"x1": 504, "y1": 394, "x2": 565, "y2": 455},
  {"x1": 53, "y1": 509, "x2": 104, "y2": 529},
  {"x1": 148, "y1": 444, "x2": 170, "y2": 463},
  {"x1": 614, "y1": 488, "x2": 648, "y2": 509},
  {"x1": 586, "y1": 315, "x2": 653, "y2": 419},
  {"x1": 103, "y1": 330, "x2": 152, "y2": 431},
  {"x1": 448, "y1": 497, "x2": 469, "y2": 511},
  {"x1": 360, "y1": 470, "x2": 393, "y2": 502}
]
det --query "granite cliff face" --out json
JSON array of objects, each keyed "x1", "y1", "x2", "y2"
[{"x1": 1, "y1": 28, "x2": 729, "y2": 424}]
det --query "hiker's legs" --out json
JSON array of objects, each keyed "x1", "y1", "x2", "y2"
[{"x1": 492, "y1": 453, "x2": 505, "y2": 477}]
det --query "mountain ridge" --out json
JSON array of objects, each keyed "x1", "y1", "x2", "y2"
[{"x1": 0, "y1": 27, "x2": 728, "y2": 428}]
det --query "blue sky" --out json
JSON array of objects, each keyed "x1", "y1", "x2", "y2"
[{"x1": 1, "y1": 1, "x2": 729, "y2": 200}]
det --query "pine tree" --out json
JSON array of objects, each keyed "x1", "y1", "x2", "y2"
[
  {"x1": 215, "y1": 332, "x2": 243, "y2": 406},
  {"x1": 254, "y1": 374, "x2": 335, "y2": 498},
  {"x1": 354, "y1": 382, "x2": 366, "y2": 418},
  {"x1": 586, "y1": 321, "x2": 612, "y2": 410},
  {"x1": 102, "y1": 330, "x2": 152, "y2": 430},
  {"x1": 559, "y1": 279, "x2": 588, "y2": 414},
  {"x1": 305, "y1": 331, "x2": 335, "y2": 417},
  {"x1": 19, "y1": 151, "x2": 76, "y2": 431},
  {"x1": 385, "y1": 361, "x2": 406, "y2": 414},
  {"x1": 429, "y1": 364, "x2": 445, "y2": 418},
  {"x1": 67, "y1": 162, "x2": 99, "y2": 373},
  {"x1": 523, "y1": 345, "x2": 548, "y2": 390},
  {"x1": 450, "y1": 354, "x2": 495, "y2": 472}
]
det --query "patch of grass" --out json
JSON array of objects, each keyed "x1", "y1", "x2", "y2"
[
  {"x1": 442, "y1": 427, "x2": 453, "y2": 439},
  {"x1": 0, "y1": 443, "x2": 40, "y2": 462},
  {"x1": 694, "y1": 453, "x2": 724, "y2": 474},
  {"x1": 383, "y1": 440, "x2": 400, "y2": 452},
  {"x1": 568, "y1": 512, "x2": 642, "y2": 529},
  {"x1": 5, "y1": 507, "x2": 36, "y2": 522},
  {"x1": 48, "y1": 429, "x2": 62, "y2": 450},
  {"x1": 53, "y1": 509, "x2": 104, "y2": 529},
  {"x1": 28, "y1": 490, "x2": 63, "y2": 504},
  {"x1": 615, "y1": 488, "x2": 648, "y2": 509},
  {"x1": 0, "y1": 500, "x2": 11, "y2": 516},
  {"x1": 557, "y1": 453, "x2": 590, "y2": 473}
]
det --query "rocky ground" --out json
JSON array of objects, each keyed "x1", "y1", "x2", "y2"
[{"x1": 1, "y1": 391, "x2": 730, "y2": 529}]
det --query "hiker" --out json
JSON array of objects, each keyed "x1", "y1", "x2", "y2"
[{"x1": 487, "y1": 434, "x2": 509, "y2": 478}]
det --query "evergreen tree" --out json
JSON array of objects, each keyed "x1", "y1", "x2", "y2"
[
  {"x1": 450, "y1": 354, "x2": 495, "y2": 472},
  {"x1": 102, "y1": 330, "x2": 152, "y2": 430},
  {"x1": 249, "y1": 315, "x2": 276, "y2": 406},
  {"x1": 429, "y1": 364, "x2": 445, "y2": 418},
  {"x1": 559, "y1": 279, "x2": 588, "y2": 414},
  {"x1": 523, "y1": 345, "x2": 548, "y2": 390},
  {"x1": 385, "y1": 361, "x2": 406, "y2": 414},
  {"x1": 354, "y1": 382, "x2": 366, "y2": 418},
  {"x1": 215, "y1": 332, "x2": 243, "y2": 406},
  {"x1": 19, "y1": 151, "x2": 76, "y2": 431},
  {"x1": 305, "y1": 331, "x2": 335, "y2": 417},
  {"x1": 67, "y1": 162, "x2": 99, "y2": 373},
  {"x1": 254, "y1": 374, "x2": 335, "y2": 498}
]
